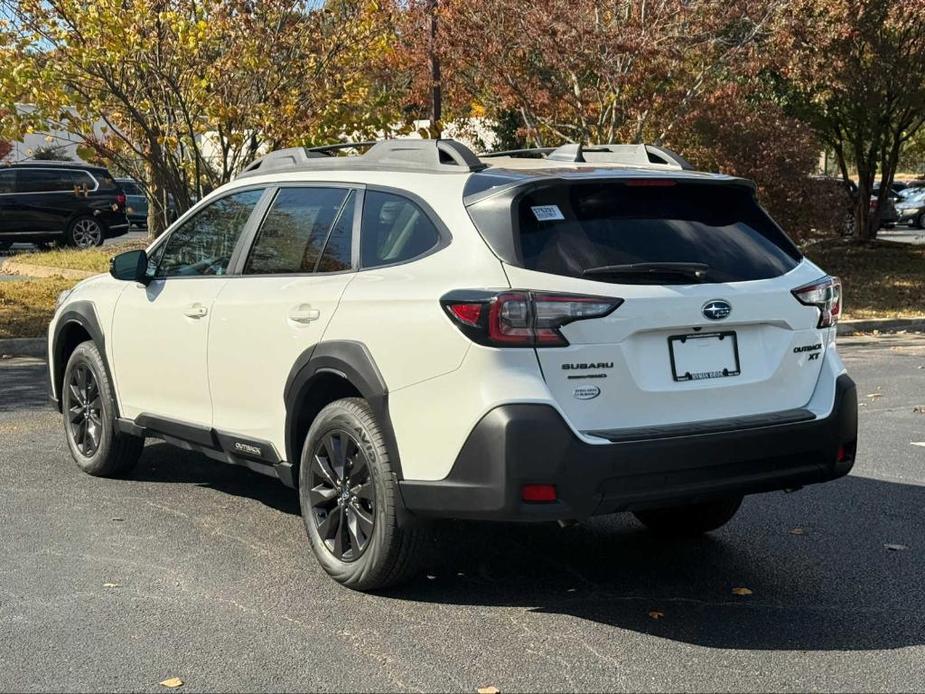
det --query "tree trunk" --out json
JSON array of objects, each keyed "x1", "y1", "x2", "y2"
[{"x1": 146, "y1": 163, "x2": 170, "y2": 239}]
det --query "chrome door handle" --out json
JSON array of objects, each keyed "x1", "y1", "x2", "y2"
[
  {"x1": 184, "y1": 303, "x2": 208, "y2": 318},
  {"x1": 289, "y1": 304, "x2": 320, "y2": 324}
]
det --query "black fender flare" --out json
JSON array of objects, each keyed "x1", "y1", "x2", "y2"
[
  {"x1": 51, "y1": 301, "x2": 117, "y2": 415},
  {"x1": 283, "y1": 340, "x2": 404, "y2": 479}
]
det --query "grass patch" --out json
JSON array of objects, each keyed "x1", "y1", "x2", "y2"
[
  {"x1": 804, "y1": 239, "x2": 925, "y2": 320},
  {"x1": 0, "y1": 277, "x2": 76, "y2": 339},
  {"x1": 16, "y1": 239, "x2": 147, "y2": 274}
]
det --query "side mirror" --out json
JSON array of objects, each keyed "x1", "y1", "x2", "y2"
[{"x1": 110, "y1": 249, "x2": 149, "y2": 284}]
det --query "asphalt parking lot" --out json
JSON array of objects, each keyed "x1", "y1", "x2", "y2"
[{"x1": 1, "y1": 335, "x2": 923, "y2": 692}]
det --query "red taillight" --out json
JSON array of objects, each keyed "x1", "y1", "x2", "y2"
[
  {"x1": 447, "y1": 302, "x2": 482, "y2": 327},
  {"x1": 792, "y1": 276, "x2": 841, "y2": 328},
  {"x1": 115, "y1": 193, "x2": 127, "y2": 207},
  {"x1": 442, "y1": 290, "x2": 622, "y2": 347},
  {"x1": 521, "y1": 484, "x2": 557, "y2": 503}
]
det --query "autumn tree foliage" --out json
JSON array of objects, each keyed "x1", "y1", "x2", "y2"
[
  {"x1": 669, "y1": 84, "x2": 831, "y2": 241},
  {"x1": 773, "y1": 0, "x2": 925, "y2": 240},
  {"x1": 425, "y1": 0, "x2": 787, "y2": 146},
  {"x1": 0, "y1": 138, "x2": 10, "y2": 162},
  {"x1": 0, "y1": 0, "x2": 403, "y2": 236}
]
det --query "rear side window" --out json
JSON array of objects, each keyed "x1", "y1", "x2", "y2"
[
  {"x1": 245, "y1": 187, "x2": 351, "y2": 275},
  {"x1": 360, "y1": 191, "x2": 440, "y2": 268},
  {"x1": 155, "y1": 188, "x2": 264, "y2": 278},
  {"x1": 14, "y1": 169, "x2": 96, "y2": 193},
  {"x1": 512, "y1": 181, "x2": 800, "y2": 283}
]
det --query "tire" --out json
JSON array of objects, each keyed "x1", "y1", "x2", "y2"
[
  {"x1": 298, "y1": 397, "x2": 426, "y2": 591},
  {"x1": 0, "y1": 241, "x2": 10, "y2": 251},
  {"x1": 633, "y1": 496, "x2": 743, "y2": 537},
  {"x1": 66, "y1": 216, "x2": 104, "y2": 248},
  {"x1": 62, "y1": 341, "x2": 144, "y2": 477}
]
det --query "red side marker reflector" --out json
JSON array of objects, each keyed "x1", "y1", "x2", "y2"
[
  {"x1": 522, "y1": 484, "x2": 557, "y2": 503},
  {"x1": 447, "y1": 303, "x2": 482, "y2": 327},
  {"x1": 836, "y1": 445, "x2": 848, "y2": 462}
]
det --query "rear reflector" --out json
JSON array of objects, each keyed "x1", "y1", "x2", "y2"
[{"x1": 521, "y1": 484, "x2": 557, "y2": 503}]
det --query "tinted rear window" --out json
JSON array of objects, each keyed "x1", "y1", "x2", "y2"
[{"x1": 512, "y1": 181, "x2": 800, "y2": 283}]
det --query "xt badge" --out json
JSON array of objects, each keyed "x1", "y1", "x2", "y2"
[{"x1": 794, "y1": 343, "x2": 822, "y2": 361}]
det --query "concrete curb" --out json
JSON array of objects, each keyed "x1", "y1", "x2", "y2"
[
  {"x1": 837, "y1": 317, "x2": 925, "y2": 336},
  {"x1": 0, "y1": 338, "x2": 46, "y2": 359},
  {"x1": 0, "y1": 258, "x2": 95, "y2": 280}
]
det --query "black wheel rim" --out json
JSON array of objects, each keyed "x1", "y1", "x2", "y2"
[
  {"x1": 309, "y1": 430, "x2": 375, "y2": 562},
  {"x1": 65, "y1": 363, "x2": 103, "y2": 457}
]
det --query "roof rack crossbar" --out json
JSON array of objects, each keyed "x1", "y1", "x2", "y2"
[
  {"x1": 478, "y1": 142, "x2": 692, "y2": 169},
  {"x1": 237, "y1": 138, "x2": 487, "y2": 178},
  {"x1": 478, "y1": 147, "x2": 555, "y2": 158},
  {"x1": 304, "y1": 141, "x2": 378, "y2": 154}
]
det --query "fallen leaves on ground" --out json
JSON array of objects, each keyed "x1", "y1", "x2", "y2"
[
  {"x1": 884, "y1": 544, "x2": 909, "y2": 551},
  {"x1": 789, "y1": 527, "x2": 806, "y2": 535},
  {"x1": 477, "y1": 686, "x2": 500, "y2": 694},
  {"x1": 102, "y1": 582, "x2": 121, "y2": 588},
  {"x1": 731, "y1": 587, "x2": 753, "y2": 596},
  {"x1": 648, "y1": 610, "x2": 665, "y2": 620},
  {"x1": 866, "y1": 393, "x2": 882, "y2": 399},
  {"x1": 159, "y1": 677, "x2": 184, "y2": 689}
]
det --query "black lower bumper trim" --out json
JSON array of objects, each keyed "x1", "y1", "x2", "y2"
[{"x1": 399, "y1": 375, "x2": 858, "y2": 521}]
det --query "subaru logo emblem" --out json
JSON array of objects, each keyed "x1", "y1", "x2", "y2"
[{"x1": 702, "y1": 299, "x2": 732, "y2": 321}]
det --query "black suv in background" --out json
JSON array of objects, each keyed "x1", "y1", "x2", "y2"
[{"x1": 0, "y1": 162, "x2": 130, "y2": 249}]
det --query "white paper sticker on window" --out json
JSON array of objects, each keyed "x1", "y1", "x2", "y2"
[{"x1": 531, "y1": 205, "x2": 565, "y2": 221}]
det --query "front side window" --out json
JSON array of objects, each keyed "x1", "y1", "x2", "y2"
[
  {"x1": 245, "y1": 187, "x2": 351, "y2": 275},
  {"x1": 360, "y1": 191, "x2": 441, "y2": 268},
  {"x1": 155, "y1": 189, "x2": 264, "y2": 278}
]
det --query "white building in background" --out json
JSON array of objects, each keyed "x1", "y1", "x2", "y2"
[{"x1": 4, "y1": 105, "x2": 107, "y2": 163}]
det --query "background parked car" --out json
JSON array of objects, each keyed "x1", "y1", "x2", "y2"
[
  {"x1": 115, "y1": 177, "x2": 178, "y2": 230},
  {"x1": 0, "y1": 162, "x2": 129, "y2": 249},
  {"x1": 896, "y1": 187, "x2": 925, "y2": 228}
]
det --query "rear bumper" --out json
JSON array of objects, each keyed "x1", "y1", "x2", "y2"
[{"x1": 399, "y1": 375, "x2": 857, "y2": 521}]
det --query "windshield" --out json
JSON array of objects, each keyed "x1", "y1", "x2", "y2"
[
  {"x1": 508, "y1": 181, "x2": 800, "y2": 284},
  {"x1": 899, "y1": 187, "x2": 925, "y2": 202}
]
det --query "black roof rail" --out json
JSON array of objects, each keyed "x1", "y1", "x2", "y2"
[{"x1": 237, "y1": 138, "x2": 487, "y2": 178}]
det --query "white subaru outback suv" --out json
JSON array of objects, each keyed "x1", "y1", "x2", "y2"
[{"x1": 49, "y1": 139, "x2": 858, "y2": 590}]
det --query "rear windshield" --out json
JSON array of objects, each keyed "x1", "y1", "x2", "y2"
[{"x1": 503, "y1": 181, "x2": 800, "y2": 284}]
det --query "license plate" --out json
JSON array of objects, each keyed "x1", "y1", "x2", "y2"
[{"x1": 668, "y1": 331, "x2": 741, "y2": 382}]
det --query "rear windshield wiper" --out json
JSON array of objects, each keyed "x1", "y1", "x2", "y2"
[{"x1": 582, "y1": 262, "x2": 710, "y2": 281}]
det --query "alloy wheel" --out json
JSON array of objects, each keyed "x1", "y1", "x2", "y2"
[
  {"x1": 309, "y1": 430, "x2": 375, "y2": 562},
  {"x1": 66, "y1": 363, "x2": 103, "y2": 457},
  {"x1": 72, "y1": 218, "x2": 103, "y2": 248}
]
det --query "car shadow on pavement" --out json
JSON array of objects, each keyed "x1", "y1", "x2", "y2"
[
  {"x1": 132, "y1": 441, "x2": 300, "y2": 515},
  {"x1": 386, "y1": 475, "x2": 925, "y2": 652},
  {"x1": 126, "y1": 443, "x2": 925, "y2": 652}
]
